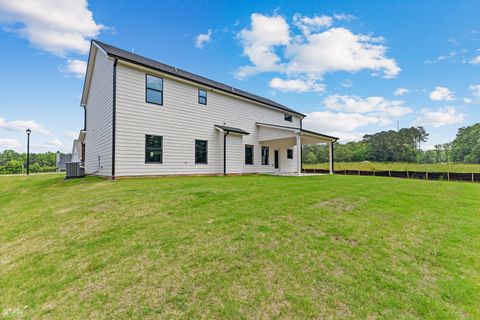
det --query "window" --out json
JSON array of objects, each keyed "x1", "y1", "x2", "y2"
[
  {"x1": 245, "y1": 145, "x2": 254, "y2": 165},
  {"x1": 261, "y1": 146, "x2": 269, "y2": 165},
  {"x1": 195, "y1": 139, "x2": 208, "y2": 164},
  {"x1": 145, "y1": 135, "x2": 163, "y2": 163},
  {"x1": 198, "y1": 89, "x2": 207, "y2": 105},
  {"x1": 287, "y1": 149, "x2": 293, "y2": 159},
  {"x1": 146, "y1": 74, "x2": 163, "y2": 105},
  {"x1": 284, "y1": 114, "x2": 293, "y2": 122}
]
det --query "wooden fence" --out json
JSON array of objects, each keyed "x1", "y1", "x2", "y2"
[{"x1": 302, "y1": 168, "x2": 480, "y2": 182}]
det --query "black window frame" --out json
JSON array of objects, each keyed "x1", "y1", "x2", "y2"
[
  {"x1": 145, "y1": 134, "x2": 163, "y2": 163},
  {"x1": 261, "y1": 146, "x2": 269, "y2": 165},
  {"x1": 245, "y1": 144, "x2": 254, "y2": 165},
  {"x1": 284, "y1": 114, "x2": 293, "y2": 122},
  {"x1": 146, "y1": 74, "x2": 164, "y2": 105},
  {"x1": 198, "y1": 89, "x2": 207, "y2": 105},
  {"x1": 287, "y1": 149, "x2": 293, "y2": 159},
  {"x1": 195, "y1": 139, "x2": 208, "y2": 164}
]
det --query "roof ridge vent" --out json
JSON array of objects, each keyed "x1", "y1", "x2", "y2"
[
  {"x1": 174, "y1": 66, "x2": 178, "y2": 72},
  {"x1": 231, "y1": 87, "x2": 235, "y2": 92}
]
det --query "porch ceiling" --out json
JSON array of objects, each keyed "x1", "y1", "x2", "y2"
[{"x1": 256, "y1": 122, "x2": 337, "y2": 144}]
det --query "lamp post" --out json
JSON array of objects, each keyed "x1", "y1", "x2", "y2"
[{"x1": 26, "y1": 129, "x2": 31, "y2": 175}]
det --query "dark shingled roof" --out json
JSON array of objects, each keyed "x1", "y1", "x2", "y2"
[
  {"x1": 93, "y1": 40, "x2": 305, "y2": 117},
  {"x1": 214, "y1": 124, "x2": 250, "y2": 135}
]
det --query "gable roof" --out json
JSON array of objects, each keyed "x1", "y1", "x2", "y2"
[{"x1": 90, "y1": 40, "x2": 305, "y2": 117}]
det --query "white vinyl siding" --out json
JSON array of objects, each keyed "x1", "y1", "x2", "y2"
[
  {"x1": 114, "y1": 61, "x2": 301, "y2": 176},
  {"x1": 84, "y1": 50, "x2": 113, "y2": 176}
]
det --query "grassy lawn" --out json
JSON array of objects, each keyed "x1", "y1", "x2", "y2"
[
  {"x1": 1, "y1": 174, "x2": 479, "y2": 319},
  {"x1": 305, "y1": 162, "x2": 480, "y2": 173}
]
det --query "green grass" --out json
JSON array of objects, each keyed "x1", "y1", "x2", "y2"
[
  {"x1": 1, "y1": 173, "x2": 479, "y2": 319},
  {"x1": 305, "y1": 162, "x2": 480, "y2": 173}
]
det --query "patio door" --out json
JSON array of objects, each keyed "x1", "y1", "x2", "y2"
[{"x1": 274, "y1": 150, "x2": 279, "y2": 169}]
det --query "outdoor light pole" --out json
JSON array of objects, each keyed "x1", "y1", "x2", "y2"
[{"x1": 26, "y1": 129, "x2": 31, "y2": 175}]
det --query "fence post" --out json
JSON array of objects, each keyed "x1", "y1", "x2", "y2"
[
  {"x1": 358, "y1": 170, "x2": 360, "y2": 175},
  {"x1": 447, "y1": 172, "x2": 450, "y2": 181},
  {"x1": 344, "y1": 169, "x2": 346, "y2": 175},
  {"x1": 388, "y1": 170, "x2": 391, "y2": 178},
  {"x1": 373, "y1": 171, "x2": 376, "y2": 176},
  {"x1": 426, "y1": 172, "x2": 429, "y2": 180},
  {"x1": 407, "y1": 171, "x2": 409, "y2": 179},
  {"x1": 472, "y1": 173, "x2": 474, "y2": 182}
]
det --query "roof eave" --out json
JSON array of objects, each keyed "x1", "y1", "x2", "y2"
[{"x1": 92, "y1": 40, "x2": 305, "y2": 117}]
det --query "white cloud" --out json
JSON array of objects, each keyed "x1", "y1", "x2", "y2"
[
  {"x1": 286, "y1": 27, "x2": 399, "y2": 78},
  {"x1": 269, "y1": 77, "x2": 325, "y2": 93},
  {"x1": 0, "y1": 0, "x2": 105, "y2": 56},
  {"x1": 464, "y1": 98, "x2": 473, "y2": 103},
  {"x1": 65, "y1": 130, "x2": 79, "y2": 140},
  {"x1": 429, "y1": 86, "x2": 454, "y2": 101},
  {"x1": 333, "y1": 13, "x2": 356, "y2": 22},
  {"x1": 394, "y1": 87, "x2": 409, "y2": 96},
  {"x1": 293, "y1": 14, "x2": 332, "y2": 36},
  {"x1": 323, "y1": 94, "x2": 412, "y2": 117},
  {"x1": 65, "y1": 59, "x2": 87, "y2": 78},
  {"x1": 0, "y1": 138, "x2": 21, "y2": 150},
  {"x1": 46, "y1": 138, "x2": 63, "y2": 147},
  {"x1": 469, "y1": 55, "x2": 480, "y2": 64},
  {"x1": 0, "y1": 117, "x2": 50, "y2": 134},
  {"x1": 424, "y1": 51, "x2": 457, "y2": 64},
  {"x1": 235, "y1": 13, "x2": 399, "y2": 83},
  {"x1": 302, "y1": 111, "x2": 389, "y2": 141},
  {"x1": 341, "y1": 79, "x2": 352, "y2": 88},
  {"x1": 469, "y1": 84, "x2": 480, "y2": 97},
  {"x1": 195, "y1": 29, "x2": 212, "y2": 49},
  {"x1": 236, "y1": 13, "x2": 290, "y2": 78},
  {"x1": 413, "y1": 107, "x2": 465, "y2": 128}
]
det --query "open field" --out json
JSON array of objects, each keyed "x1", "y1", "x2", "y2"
[
  {"x1": 305, "y1": 162, "x2": 480, "y2": 173},
  {"x1": 1, "y1": 174, "x2": 479, "y2": 319}
]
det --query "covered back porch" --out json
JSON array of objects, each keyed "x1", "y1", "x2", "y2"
[{"x1": 256, "y1": 122, "x2": 338, "y2": 176}]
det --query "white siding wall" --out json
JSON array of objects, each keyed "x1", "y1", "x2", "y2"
[
  {"x1": 84, "y1": 50, "x2": 113, "y2": 176},
  {"x1": 115, "y1": 62, "x2": 301, "y2": 176}
]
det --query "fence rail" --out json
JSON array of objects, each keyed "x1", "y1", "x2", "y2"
[{"x1": 302, "y1": 168, "x2": 480, "y2": 183}]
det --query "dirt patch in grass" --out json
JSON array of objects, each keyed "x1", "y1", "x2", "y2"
[{"x1": 314, "y1": 197, "x2": 358, "y2": 213}]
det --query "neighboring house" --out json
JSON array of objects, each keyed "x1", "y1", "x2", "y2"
[
  {"x1": 79, "y1": 40, "x2": 337, "y2": 178},
  {"x1": 71, "y1": 139, "x2": 83, "y2": 163},
  {"x1": 55, "y1": 152, "x2": 72, "y2": 172}
]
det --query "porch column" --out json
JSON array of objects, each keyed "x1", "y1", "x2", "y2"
[
  {"x1": 296, "y1": 133, "x2": 302, "y2": 176},
  {"x1": 329, "y1": 141, "x2": 334, "y2": 174}
]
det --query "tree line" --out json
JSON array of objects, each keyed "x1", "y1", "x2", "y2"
[
  {"x1": 303, "y1": 123, "x2": 480, "y2": 164},
  {"x1": 0, "y1": 150, "x2": 59, "y2": 174}
]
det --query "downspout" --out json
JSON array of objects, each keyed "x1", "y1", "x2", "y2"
[
  {"x1": 82, "y1": 106, "x2": 86, "y2": 165},
  {"x1": 300, "y1": 118, "x2": 303, "y2": 173},
  {"x1": 83, "y1": 106, "x2": 87, "y2": 131},
  {"x1": 112, "y1": 58, "x2": 118, "y2": 179},
  {"x1": 223, "y1": 131, "x2": 229, "y2": 175}
]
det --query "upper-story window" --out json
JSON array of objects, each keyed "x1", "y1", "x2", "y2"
[
  {"x1": 284, "y1": 114, "x2": 293, "y2": 122},
  {"x1": 198, "y1": 89, "x2": 207, "y2": 105},
  {"x1": 146, "y1": 74, "x2": 163, "y2": 105}
]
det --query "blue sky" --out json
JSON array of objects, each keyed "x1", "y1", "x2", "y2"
[{"x1": 0, "y1": 0, "x2": 479, "y2": 153}]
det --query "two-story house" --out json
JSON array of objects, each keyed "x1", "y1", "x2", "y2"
[{"x1": 77, "y1": 40, "x2": 337, "y2": 178}]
